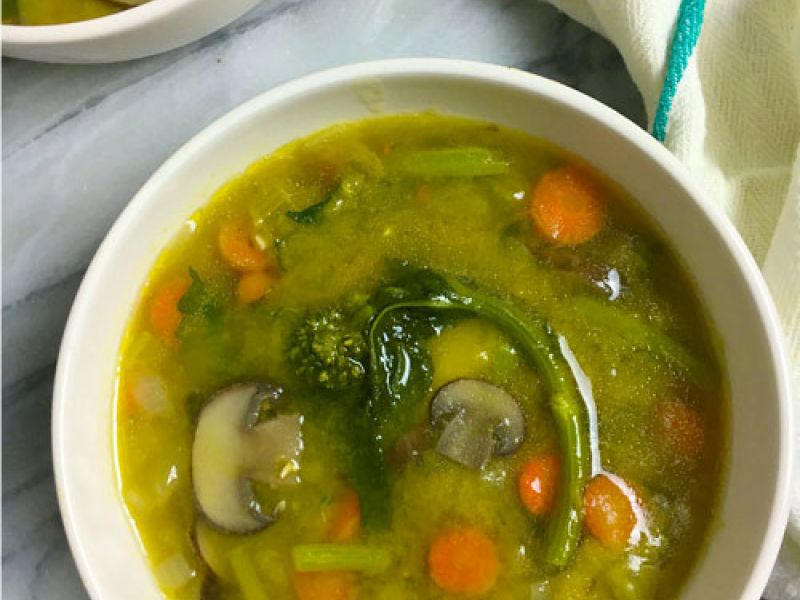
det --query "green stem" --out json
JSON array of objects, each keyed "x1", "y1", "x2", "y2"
[
  {"x1": 366, "y1": 277, "x2": 592, "y2": 566},
  {"x1": 229, "y1": 545, "x2": 268, "y2": 600},
  {"x1": 447, "y1": 279, "x2": 591, "y2": 567},
  {"x1": 292, "y1": 545, "x2": 393, "y2": 573},
  {"x1": 397, "y1": 147, "x2": 510, "y2": 177}
]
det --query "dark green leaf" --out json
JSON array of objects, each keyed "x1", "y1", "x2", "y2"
[
  {"x1": 286, "y1": 187, "x2": 339, "y2": 224},
  {"x1": 177, "y1": 268, "x2": 220, "y2": 318},
  {"x1": 370, "y1": 310, "x2": 434, "y2": 427},
  {"x1": 348, "y1": 411, "x2": 391, "y2": 529}
]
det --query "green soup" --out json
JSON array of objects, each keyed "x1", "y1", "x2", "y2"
[{"x1": 116, "y1": 114, "x2": 726, "y2": 600}]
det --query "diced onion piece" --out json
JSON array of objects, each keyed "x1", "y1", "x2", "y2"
[{"x1": 131, "y1": 374, "x2": 169, "y2": 415}]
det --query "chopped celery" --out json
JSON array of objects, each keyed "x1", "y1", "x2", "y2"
[
  {"x1": 154, "y1": 553, "x2": 196, "y2": 592},
  {"x1": 292, "y1": 544, "x2": 392, "y2": 573},
  {"x1": 601, "y1": 562, "x2": 659, "y2": 600},
  {"x1": 398, "y1": 147, "x2": 510, "y2": 177},
  {"x1": 575, "y1": 297, "x2": 713, "y2": 387},
  {"x1": 229, "y1": 545, "x2": 268, "y2": 600}
]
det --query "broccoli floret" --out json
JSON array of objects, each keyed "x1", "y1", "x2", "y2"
[{"x1": 289, "y1": 308, "x2": 367, "y2": 390}]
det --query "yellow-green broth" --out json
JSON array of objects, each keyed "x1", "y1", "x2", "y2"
[
  {"x1": 4, "y1": 0, "x2": 126, "y2": 25},
  {"x1": 116, "y1": 114, "x2": 726, "y2": 600}
]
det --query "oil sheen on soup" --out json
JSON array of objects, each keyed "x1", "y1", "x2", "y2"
[{"x1": 116, "y1": 114, "x2": 726, "y2": 600}]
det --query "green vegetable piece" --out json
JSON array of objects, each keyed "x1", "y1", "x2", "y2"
[
  {"x1": 365, "y1": 262, "x2": 592, "y2": 567},
  {"x1": 177, "y1": 268, "x2": 220, "y2": 318},
  {"x1": 601, "y1": 562, "x2": 659, "y2": 600},
  {"x1": 348, "y1": 409, "x2": 392, "y2": 529},
  {"x1": 574, "y1": 296, "x2": 713, "y2": 387},
  {"x1": 3, "y1": 0, "x2": 18, "y2": 22},
  {"x1": 398, "y1": 147, "x2": 510, "y2": 178},
  {"x1": 228, "y1": 545, "x2": 268, "y2": 600},
  {"x1": 286, "y1": 187, "x2": 338, "y2": 224},
  {"x1": 292, "y1": 544, "x2": 393, "y2": 573},
  {"x1": 273, "y1": 238, "x2": 287, "y2": 271},
  {"x1": 288, "y1": 308, "x2": 368, "y2": 390},
  {"x1": 369, "y1": 310, "x2": 434, "y2": 426}
]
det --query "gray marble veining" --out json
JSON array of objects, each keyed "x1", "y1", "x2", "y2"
[{"x1": 2, "y1": 1, "x2": 644, "y2": 597}]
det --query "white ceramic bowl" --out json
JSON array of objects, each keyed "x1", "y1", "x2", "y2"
[
  {"x1": 53, "y1": 59, "x2": 792, "y2": 599},
  {"x1": 2, "y1": 0, "x2": 261, "y2": 63}
]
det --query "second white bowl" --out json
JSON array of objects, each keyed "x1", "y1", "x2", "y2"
[{"x1": 2, "y1": 0, "x2": 261, "y2": 63}]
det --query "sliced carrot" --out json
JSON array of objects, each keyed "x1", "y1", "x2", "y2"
[
  {"x1": 292, "y1": 571, "x2": 355, "y2": 600},
  {"x1": 658, "y1": 400, "x2": 705, "y2": 458},
  {"x1": 428, "y1": 527, "x2": 499, "y2": 596},
  {"x1": 218, "y1": 222, "x2": 268, "y2": 272},
  {"x1": 237, "y1": 270, "x2": 273, "y2": 304},
  {"x1": 518, "y1": 454, "x2": 559, "y2": 516},
  {"x1": 327, "y1": 488, "x2": 361, "y2": 542},
  {"x1": 148, "y1": 277, "x2": 191, "y2": 342},
  {"x1": 530, "y1": 165, "x2": 606, "y2": 245},
  {"x1": 583, "y1": 475, "x2": 637, "y2": 552},
  {"x1": 122, "y1": 387, "x2": 139, "y2": 417}
]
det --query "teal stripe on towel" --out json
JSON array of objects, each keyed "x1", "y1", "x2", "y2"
[{"x1": 652, "y1": 0, "x2": 706, "y2": 142}]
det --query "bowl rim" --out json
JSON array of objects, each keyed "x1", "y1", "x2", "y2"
[
  {"x1": 2, "y1": 0, "x2": 199, "y2": 43},
  {"x1": 52, "y1": 57, "x2": 793, "y2": 600}
]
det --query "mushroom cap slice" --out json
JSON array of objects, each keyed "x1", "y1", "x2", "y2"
[
  {"x1": 192, "y1": 383, "x2": 302, "y2": 533},
  {"x1": 430, "y1": 379, "x2": 525, "y2": 469}
]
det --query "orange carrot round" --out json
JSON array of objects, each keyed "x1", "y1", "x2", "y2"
[
  {"x1": 148, "y1": 277, "x2": 190, "y2": 342},
  {"x1": 518, "y1": 454, "x2": 560, "y2": 516},
  {"x1": 327, "y1": 488, "x2": 361, "y2": 542},
  {"x1": 583, "y1": 475, "x2": 637, "y2": 552},
  {"x1": 236, "y1": 270, "x2": 273, "y2": 304},
  {"x1": 428, "y1": 527, "x2": 499, "y2": 596},
  {"x1": 293, "y1": 571, "x2": 355, "y2": 600},
  {"x1": 218, "y1": 222, "x2": 268, "y2": 271},
  {"x1": 530, "y1": 165, "x2": 606, "y2": 245},
  {"x1": 659, "y1": 400, "x2": 705, "y2": 458}
]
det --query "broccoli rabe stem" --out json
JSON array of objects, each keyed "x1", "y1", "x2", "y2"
[
  {"x1": 443, "y1": 276, "x2": 592, "y2": 567},
  {"x1": 364, "y1": 271, "x2": 592, "y2": 566}
]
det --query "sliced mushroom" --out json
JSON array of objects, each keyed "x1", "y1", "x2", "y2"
[
  {"x1": 191, "y1": 383, "x2": 302, "y2": 533},
  {"x1": 430, "y1": 379, "x2": 525, "y2": 469}
]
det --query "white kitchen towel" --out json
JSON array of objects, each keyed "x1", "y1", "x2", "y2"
[{"x1": 542, "y1": 0, "x2": 800, "y2": 597}]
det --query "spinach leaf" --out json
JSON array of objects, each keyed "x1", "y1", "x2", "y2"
[
  {"x1": 286, "y1": 186, "x2": 339, "y2": 225},
  {"x1": 178, "y1": 268, "x2": 220, "y2": 318},
  {"x1": 348, "y1": 409, "x2": 392, "y2": 529},
  {"x1": 369, "y1": 310, "x2": 435, "y2": 441},
  {"x1": 371, "y1": 311, "x2": 433, "y2": 410}
]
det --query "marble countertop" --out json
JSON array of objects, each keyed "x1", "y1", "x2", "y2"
[{"x1": 2, "y1": 1, "x2": 644, "y2": 597}]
